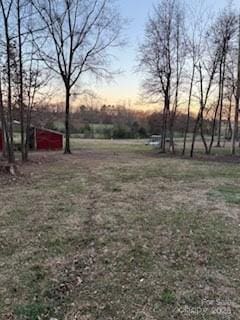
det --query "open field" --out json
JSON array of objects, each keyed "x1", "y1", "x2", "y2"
[{"x1": 0, "y1": 139, "x2": 240, "y2": 319}]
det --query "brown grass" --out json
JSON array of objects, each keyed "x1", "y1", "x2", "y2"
[{"x1": 0, "y1": 139, "x2": 240, "y2": 320}]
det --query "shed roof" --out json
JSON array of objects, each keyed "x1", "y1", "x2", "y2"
[
  {"x1": 35, "y1": 127, "x2": 64, "y2": 136},
  {"x1": 0, "y1": 121, "x2": 64, "y2": 136}
]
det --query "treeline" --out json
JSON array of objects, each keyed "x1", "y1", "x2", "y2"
[
  {"x1": 138, "y1": 0, "x2": 240, "y2": 156},
  {"x1": 28, "y1": 103, "x2": 206, "y2": 139}
]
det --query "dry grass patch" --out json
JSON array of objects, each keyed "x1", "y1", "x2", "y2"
[{"x1": 0, "y1": 140, "x2": 240, "y2": 319}]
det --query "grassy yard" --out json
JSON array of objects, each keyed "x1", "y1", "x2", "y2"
[{"x1": 0, "y1": 139, "x2": 240, "y2": 319}]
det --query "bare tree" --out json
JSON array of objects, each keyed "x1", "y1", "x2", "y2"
[
  {"x1": 190, "y1": 56, "x2": 220, "y2": 157},
  {"x1": 182, "y1": 2, "x2": 204, "y2": 155},
  {"x1": 225, "y1": 57, "x2": 237, "y2": 141},
  {"x1": 16, "y1": 0, "x2": 25, "y2": 161},
  {"x1": 0, "y1": 0, "x2": 15, "y2": 164},
  {"x1": 189, "y1": 6, "x2": 237, "y2": 157},
  {"x1": 31, "y1": 0, "x2": 123, "y2": 154},
  {"x1": 215, "y1": 9, "x2": 236, "y2": 147},
  {"x1": 138, "y1": 0, "x2": 185, "y2": 153},
  {"x1": 205, "y1": 7, "x2": 237, "y2": 153},
  {"x1": 182, "y1": 63, "x2": 196, "y2": 155},
  {"x1": 0, "y1": 72, "x2": 10, "y2": 159},
  {"x1": 169, "y1": 9, "x2": 186, "y2": 153},
  {"x1": 17, "y1": 1, "x2": 50, "y2": 161}
]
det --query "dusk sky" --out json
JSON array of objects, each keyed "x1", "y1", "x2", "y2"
[{"x1": 89, "y1": 0, "x2": 239, "y2": 110}]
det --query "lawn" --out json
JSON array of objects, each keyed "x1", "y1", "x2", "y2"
[{"x1": 0, "y1": 139, "x2": 240, "y2": 319}]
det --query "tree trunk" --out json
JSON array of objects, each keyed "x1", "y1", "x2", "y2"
[
  {"x1": 0, "y1": 100, "x2": 6, "y2": 158},
  {"x1": 169, "y1": 21, "x2": 180, "y2": 154},
  {"x1": 192, "y1": 64, "x2": 209, "y2": 156},
  {"x1": 227, "y1": 97, "x2": 233, "y2": 141},
  {"x1": 7, "y1": 51, "x2": 14, "y2": 162},
  {"x1": 169, "y1": 86, "x2": 178, "y2": 154},
  {"x1": 161, "y1": 94, "x2": 170, "y2": 153},
  {"x1": 216, "y1": 53, "x2": 227, "y2": 148},
  {"x1": 232, "y1": 15, "x2": 240, "y2": 155},
  {"x1": 183, "y1": 65, "x2": 195, "y2": 155},
  {"x1": 17, "y1": 0, "x2": 25, "y2": 161},
  {"x1": 208, "y1": 104, "x2": 219, "y2": 154},
  {"x1": 191, "y1": 105, "x2": 208, "y2": 156},
  {"x1": 199, "y1": 116, "x2": 209, "y2": 154},
  {"x1": 160, "y1": 106, "x2": 166, "y2": 152},
  {"x1": 0, "y1": 75, "x2": 6, "y2": 158},
  {"x1": 190, "y1": 114, "x2": 199, "y2": 158},
  {"x1": 169, "y1": 111, "x2": 176, "y2": 154},
  {"x1": 24, "y1": 110, "x2": 31, "y2": 160},
  {"x1": 64, "y1": 86, "x2": 71, "y2": 154},
  {"x1": 208, "y1": 63, "x2": 223, "y2": 154},
  {"x1": 0, "y1": 0, "x2": 15, "y2": 163},
  {"x1": 232, "y1": 95, "x2": 239, "y2": 155},
  {"x1": 0, "y1": 74, "x2": 11, "y2": 161}
]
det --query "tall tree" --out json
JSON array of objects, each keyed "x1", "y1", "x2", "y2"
[
  {"x1": 16, "y1": 0, "x2": 25, "y2": 161},
  {"x1": 190, "y1": 5, "x2": 237, "y2": 157},
  {"x1": 232, "y1": 14, "x2": 240, "y2": 155},
  {"x1": 190, "y1": 57, "x2": 220, "y2": 157},
  {"x1": 17, "y1": 1, "x2": 48, "y2": 161},
  {"x1": 138, "y1": 0, "x2": 185, "y2": 153},
  {"x1": 0, "y1": 0, "x2": 15, "y2": 164},
  {"x1": 207, "y1": 7, "x2": 237, "y2": 153},
  {"x1": 31, "y1": 0, "x2": 123, "y2": 154},
  {"x1": 182, "y1": 1, "x2": 205, "y2": 155}
]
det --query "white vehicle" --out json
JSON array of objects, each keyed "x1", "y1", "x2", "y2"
[{"x1": 145, "y1": 135, "x2": 162, "y2": 147}]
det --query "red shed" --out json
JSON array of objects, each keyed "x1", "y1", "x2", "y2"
[
  {"x1": 34, "y1": 128, "x2": 63, "y2": 151},
  {"x1": 0, "y1": 127, "x2": 63, "y2": 152}
]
